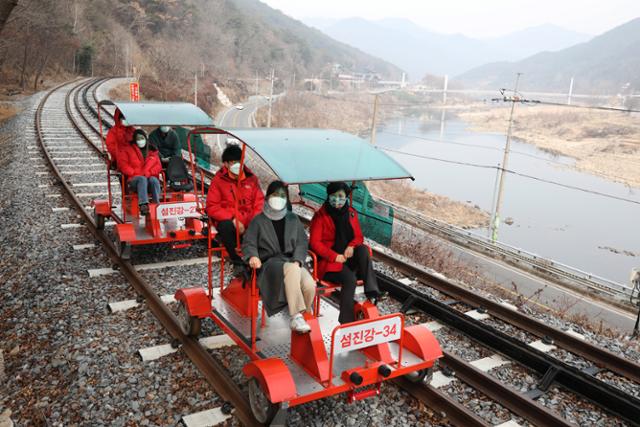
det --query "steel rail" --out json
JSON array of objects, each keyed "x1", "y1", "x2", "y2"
[
  {"x1": 394, "y1": 378, "x2": 490, "y2": 427},
  {"x1": 36, "y1": 79, "x2": 260, "y2": 427},
  {"x1": 376, "y1": 272, "x2": 640, "y2": 426},
  {"x1": 440, "y1": 352, "x2": 573, "y2": 427},
  {"x1": 74, "y1": 77, "x2": 108, "y2": 137}
]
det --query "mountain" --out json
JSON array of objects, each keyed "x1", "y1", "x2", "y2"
[
  {"x1": 487, "y1": 24, "x2": 592, "y2": 59},
  {"x1": 222, "y1": 0, "x2": 401, "y2": 78},
  {"x1": 458, "y1": 18, "x2": 640, "y2": 93},
  {"x1": 304, "y1": 17, "x2": 591, "y2": 80}
]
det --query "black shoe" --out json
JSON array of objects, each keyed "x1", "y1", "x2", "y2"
[
  {"x1": 367, "y1": 290, "x2": 388, "y2": 306},
  {"x1": 139, "y1": 203, "x2": 149, "y2": 215},
  {"x1": 229, "y1": 262, "x2": 251, "y2": 287}
]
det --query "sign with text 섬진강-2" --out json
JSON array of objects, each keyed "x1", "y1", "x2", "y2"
[{"x1": 156, "y1": 202, "x2": 199, "y2": 220}]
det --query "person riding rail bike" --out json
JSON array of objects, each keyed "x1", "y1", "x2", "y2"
[
  {"x1": 118, "y1": 129, "x2": 162, "y2": 215},
  {"x1": 149, "y1": 125, "x2": 181, "y2": 168},
  {"x1": 310, "y1": 181, "x2": 381, "y2": 324},
  {"x1": 206, "y1": 144, "x2": 264, "y2": 271},
  {"x1": 242, "y1": 181, "x2": 316, "y2": 334},
  {"x1": 105, "y1": 109, "x2": 135, "y2": 169}
]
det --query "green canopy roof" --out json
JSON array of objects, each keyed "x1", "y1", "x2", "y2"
[
  {"x1": 101, "y1": 101, "x2": 214, "y2": 126},
  {"x1": 227, "y1": 128, "x2": 413, "y2": 184}
]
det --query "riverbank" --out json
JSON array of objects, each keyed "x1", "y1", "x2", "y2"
[
  {"x1": 367, "y1": 180, "x2": 488, "y2": 229},
  {"x1": 460, "y1": 105, "x2": 640, "y2": 188}
]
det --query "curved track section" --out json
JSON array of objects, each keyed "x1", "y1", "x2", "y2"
[{"x1": 35, "y1": 78, "x2": 259, "y2": 427}]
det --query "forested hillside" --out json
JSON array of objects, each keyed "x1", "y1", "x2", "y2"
[{"x1": 0, "y1": 0, "x2": 399, "y2": 113}]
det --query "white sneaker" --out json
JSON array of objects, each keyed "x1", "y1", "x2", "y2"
[{"x1": 290, "y1": 313, "x2": 311, "y2": 333}]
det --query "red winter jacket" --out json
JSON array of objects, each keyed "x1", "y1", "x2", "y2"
[
  {"x1": 118, "y1": 142, "x2": 162, "y2": 182},
  {"x1": 205, "y1": 166, "x2": 264, "y2": 228},
  {"x1": 309, "y1": 204, "x2": 364, "y2": 279},
  {"x1": 105, "y1": 110, "x2": 135, "y2": 164}
]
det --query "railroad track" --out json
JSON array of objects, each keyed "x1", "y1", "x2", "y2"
[
  {"x1": 34, "y1": 78, "x2": 260, "y2": 427},
  {"x1": 74, "y1": 77, "x2": 640, "y2": 425},
  {"x1": 376, "y1": 271, "x2": 640, "y2": 426}
]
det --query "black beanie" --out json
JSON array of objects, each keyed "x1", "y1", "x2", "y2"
[
  {"x1": 266, "y1": 180, "x2": 287, "y2": 198},
  {"x1": 222, "y1": 144, "x2": 242, "y2": 162},
  {"x1": 132, "y1": 129, "x2": 148, "y2": 143},
  {"x1": 326, "y1": 181, "x2": 351, "y2": 196}
]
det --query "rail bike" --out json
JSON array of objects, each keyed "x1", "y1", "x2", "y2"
[
  {"x1": 92, "y1": 101, "x2": 213, "y2": 258},
  {"x1": 173, "y1": 128, "x2": 443, "y2": 424}
]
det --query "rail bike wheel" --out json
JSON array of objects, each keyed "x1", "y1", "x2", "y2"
[
  {"x1": 177, "y1": 300, "x2": 201, "y2": 337},
  {"x1": 405, "y1": 367, "x2": 433, "y2": 384},
  {"x1": 248, "y1": 378, "x2": 280, "y2": 424}
]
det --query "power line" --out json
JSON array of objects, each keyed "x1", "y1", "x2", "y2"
[
  {"x1": 309, "y1": 93, "x2": 427, "y2": 108},
  {"x1": 493, "y1": 96, "x2": 640, "y2": 114},
  {"x1": 380, "y1": 147, "x2": 498, "y2": 169},
  {"x1": 378, "y1": 130, "x2": 572, "y2": 167},
  {"x1": 380, "y1": 147, "x2": 640, "y2": 206}
]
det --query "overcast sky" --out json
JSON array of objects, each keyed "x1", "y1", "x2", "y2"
[{"x1": 261, "y1": 0, "x2": 640, "y2": 37}]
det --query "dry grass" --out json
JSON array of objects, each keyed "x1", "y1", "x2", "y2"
[
  {"x1": 460, "y1": 105, "x2": 640, "y2": 188},
  {"x1": 368, "y1": 180, "x2": 488, "y2": 229},
  {"x1": 107, "y1": 83, "x2": 131, "y2": 101},
  {"x1": 0, "y1": 104, "x2": 19, "y2": 124},
  {"x1": 256, "y1": 91, "x2": 373, "y2": 134}
]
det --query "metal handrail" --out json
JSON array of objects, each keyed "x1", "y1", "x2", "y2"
[{"x1": 376, "y1": 196, "x2": 635, "y2": 298}]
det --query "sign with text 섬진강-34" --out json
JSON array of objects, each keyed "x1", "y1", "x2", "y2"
[{"x1": 334, "y1": 315, "x2": 402, "y2": 354}]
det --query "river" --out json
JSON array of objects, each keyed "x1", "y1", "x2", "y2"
[{"x1": 376, "y1": 114, "x2": 640, "y2": 284}]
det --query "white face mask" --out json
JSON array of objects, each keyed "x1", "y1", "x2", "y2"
[
  {"x1": 268, "y1": 196, "x2": 287, "y2": 211},
  {"x1": 229, "y1": 163, "x2": 241, "y2": 176},
  {"x1": 159, "y1": 126, "x2": 171, "y2": 133},
  {"x1": 136, "y1": 138, "x2": 146, "y2": 148}
]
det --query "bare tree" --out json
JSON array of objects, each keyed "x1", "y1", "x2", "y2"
[{"x1": 0, "y1": 0, "x2": 18, "y2": 34}]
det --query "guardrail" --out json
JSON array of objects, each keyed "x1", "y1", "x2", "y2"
[{"x1": 377, "y1": 196, "x2": 635, "y2": 301}]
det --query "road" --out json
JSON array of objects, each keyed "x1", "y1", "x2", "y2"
[{"x1": 215, "y1": 95, "x2": 270, "y2": 128}]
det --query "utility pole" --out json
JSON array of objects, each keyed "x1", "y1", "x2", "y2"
[
  {"x1": 267, "y1": 68, "x2": 275, "y2": 128},
  {"x1": 254, "y1": 70, "x2": 259, "y2": 96},
  {"x1": 442, "y1": 74, "x2": 448, "y2": 104},
  {"x1": 440, "y1": 75, "x2": 448, "y2": 137},
  {"x1": 194, "y1": 72, "x2": 198, "y2": 107},
  {"x1": 567, "y1": 76, "x2": 574, "y2": 105},
  {"x1": 370, "y1": 94, "x2": 379, "y2": 145},
  {"x1": 490, "y1": 72, "x2": 522, "y2": 242}
]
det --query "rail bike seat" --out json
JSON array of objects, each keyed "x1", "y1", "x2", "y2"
[
  {"x1": 165, "y1": 155, "x2": 194, "y2": 192},
  {"x1": 308, "y1": 246, "x2": 372, "y2": 316},
  {"x1": 307, "y1": 245, "x2": 372, "y2": 290}
]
